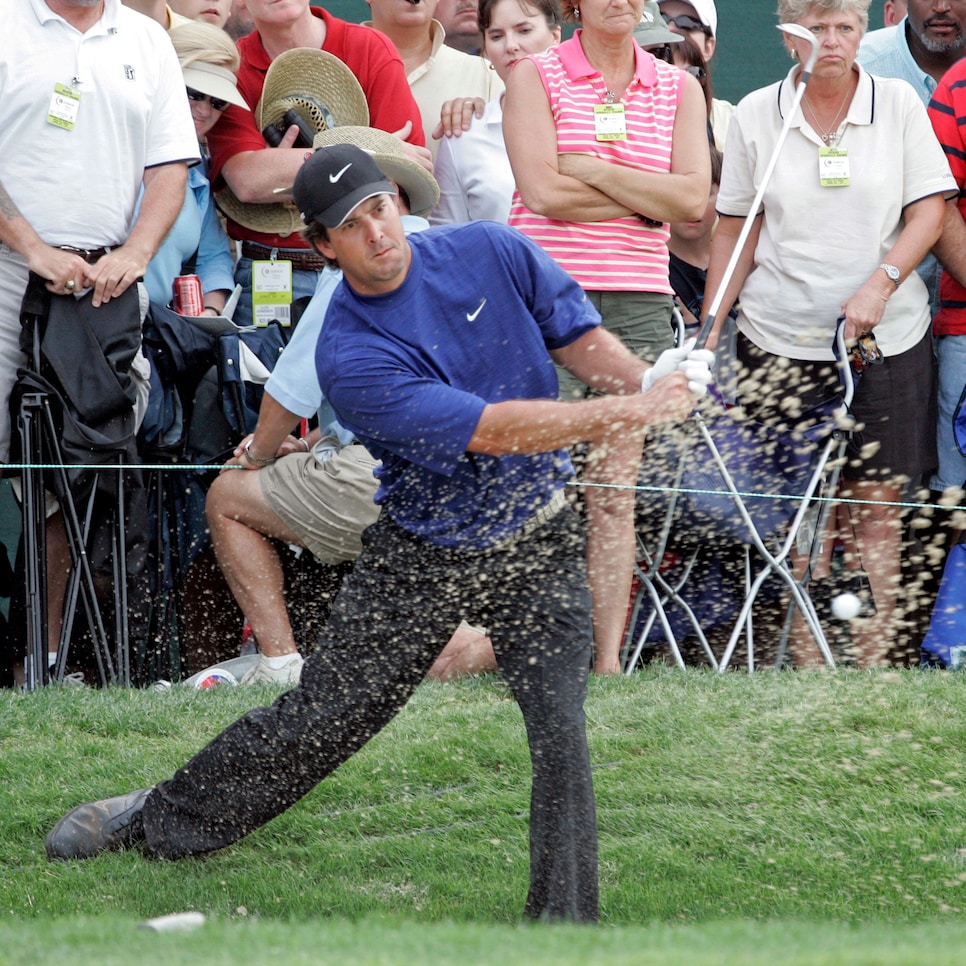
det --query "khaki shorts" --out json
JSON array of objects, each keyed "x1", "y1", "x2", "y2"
[
  {"x1": 557, "y1": 290, "x2": 675, "y2": 401},
  {"x1": 260, "y1": 443, "x2": 380, "y2": 564}
]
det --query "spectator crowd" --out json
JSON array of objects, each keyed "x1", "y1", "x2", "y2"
[{"x1": 4, "y1": 0, "x2": 966, "y2": 688}]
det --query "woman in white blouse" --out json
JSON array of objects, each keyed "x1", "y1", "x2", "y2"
[{"x1": 430, "y1": 0, "x2": 561, "y2": 225}]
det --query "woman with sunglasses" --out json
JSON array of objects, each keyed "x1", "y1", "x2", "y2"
[
  {"x1": 503, "y1": 0, "x2": 711, "y2": 674},
  {"x1": 658, "y1": 1, "x2": 715, "y2": 60},
  {"x1": 658, "y1": 1, "x2": 732, "y2": 149},
  {"x1": 141, "y1": 22, "x2": 249, "y2": 319}
]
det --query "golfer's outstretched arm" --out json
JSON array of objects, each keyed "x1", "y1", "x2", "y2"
[
  {"x1": 550, "y1": 327, "x2": 649, "y2": 396},
  {"x1": 467, "y1": 374, "x2": 696, "y2": 456}
]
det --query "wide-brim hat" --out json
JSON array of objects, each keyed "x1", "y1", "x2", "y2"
[
  {"x1": 256, "y1": 48, "x2": 369, "y2": 135},
  {"x1": 635, "y1": 2, "x2": 685, "y2": 48},
  {"x1": 182, "y1": 61, "x2": 250, "y2": 111},
  {"x1": 216, "y1": 49, "x2": 371, "y2": 236},
  {"x1": 308, "y1": 127, "x2": 440, "y2": 218}
]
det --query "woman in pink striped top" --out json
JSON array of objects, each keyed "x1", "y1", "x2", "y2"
[{"x1": 504, "y1": 0, "x2": 710, "y2": 674}]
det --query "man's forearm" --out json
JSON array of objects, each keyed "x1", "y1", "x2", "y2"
[
  {"x1": 249, "y1": 392, "x2": 304, "y2": 458},
  {"x1": 125, "y1": 162, "x2": 190, "y2": 263},
  {"x1": 0, "y1": 178, "x2": 48, "y2": 261},
  {"x1": 0, "y1": 177, "x2": 95, "y2": 289},
  {"x1": 933, "y1": 199, "x2": 966, "y2": 288},
  {"x1": 222, "y1": 148, "x2": 309, "y2": 205},
  {"x1": 551, "y1": 327, "x2": 648, "y2": 395},
  {"x1": 468, "y1": 396, "x2": 634, "y2": 456}
]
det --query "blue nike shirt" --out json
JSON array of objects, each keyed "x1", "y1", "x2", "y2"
[{"x1": 316, "y1": 221, "x2": 601, "y2": 549}]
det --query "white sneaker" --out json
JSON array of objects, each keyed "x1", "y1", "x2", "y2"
[
  {"x1": 239, "y1": 654, "x2": 304, "y2": 686},
  {"x1": 48, "y1": 670, "x2": 88, "y2": 687}
]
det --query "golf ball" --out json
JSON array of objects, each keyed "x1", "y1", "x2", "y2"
[
  {"x1": 139, "y1": 911, "x2": 206, "y2": 933},
  {"x1": 831, "y1": 592, "x2": 862, "y2": 620}
]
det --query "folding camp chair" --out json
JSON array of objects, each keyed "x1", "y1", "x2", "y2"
[
  {"x1": 13, "y1": 276, "x2": 146, "y2": 689},
  {"x1": 621, "y1": 309, "x2": 736, "y2": 671},
  {"x1": 622, "y1": 456, "x2": 721, "y2": 671},
  {"x1": 624, "y1": 319, "x2": 856, "y2": 673}
]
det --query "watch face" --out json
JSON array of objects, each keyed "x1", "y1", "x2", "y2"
[{"x1": 882, "y1": 264, "x2": 900, "y2": 282}]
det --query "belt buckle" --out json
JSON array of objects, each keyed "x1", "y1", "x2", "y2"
[{"x1": 58, "y1": 244, "x2": 107, "y2": 264}]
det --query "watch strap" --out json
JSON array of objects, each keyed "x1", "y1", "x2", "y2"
[{"x1": 878, "y1": 263, "x2": 900, "y2": 288}]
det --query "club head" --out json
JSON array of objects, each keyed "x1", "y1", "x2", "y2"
[
  {"x1": 777, "y1": 21, "x2": 821, "y2": 76},
  {"x1": 777, "y1": 21, "x2": 816, "y2": 43}
]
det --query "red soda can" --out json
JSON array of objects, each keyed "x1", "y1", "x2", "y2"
[{"x1": 172, "y1": 274, "x2": 204, "y2": 316}]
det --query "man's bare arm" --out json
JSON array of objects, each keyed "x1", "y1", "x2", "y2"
[
  {"x1": 468, "y1": 375, "x2": 695, "y2": 456},
  {"x1": 225, "y1": 392, "x2": 307, "y2": 470},
  {"x1": 933, "y1": 198, "x2": 966, "y2": 288},
  {"x1": 550, "y1": 327, "x2": 650, "y2": 396},
  {"x1": 0, "y1": 178, "x2": 89, "y2": 291}
]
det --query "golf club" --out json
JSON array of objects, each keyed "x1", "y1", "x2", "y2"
[{"x1": 695, "y1": 22, "x2": 821, "y2": 349}]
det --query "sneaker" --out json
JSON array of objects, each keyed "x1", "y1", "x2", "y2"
[
  {"x1": 45, "y1": 788, "x2": 151, "y2": 861},
  {"x1": 239, "y1": 653, "x2": 304, "y2": 686}
]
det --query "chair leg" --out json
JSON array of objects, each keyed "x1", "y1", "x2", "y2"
[
  {"x1": 18, "y1": 394, "x2": 49, "y2": 692},
  {"x1": 20, "y1": 389, "x2": 119, "y2": 687},
  {"x1": 112, "y1": 463, "x2": 130, "y2": 687}
]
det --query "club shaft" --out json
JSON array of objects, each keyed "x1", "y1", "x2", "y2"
[{"x1": 696, "y1": 28, "x2": 819, "y2": 349}]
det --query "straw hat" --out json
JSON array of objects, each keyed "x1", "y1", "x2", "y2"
[
  {"x1": 309, "y1": 127, "x2": 440, "y2": 218},
  {"x1": 217, "y1": 49, "x2": 371, "y2": 236},
  {"x1": 256, "y1": 48, "x2": 369, "y2": 135}
]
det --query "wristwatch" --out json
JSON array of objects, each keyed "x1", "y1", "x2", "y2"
[
  {"x1": 878, "y1": 263, "x2": 901, "y2": 288},
  {"x1": 243, "y1": 440, "x2": 275, "y2": 468}
]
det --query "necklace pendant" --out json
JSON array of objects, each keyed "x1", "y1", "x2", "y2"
[{"x1": 604, "y1": 89, "x2": 619, "y2": 104}]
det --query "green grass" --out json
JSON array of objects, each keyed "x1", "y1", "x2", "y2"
[{"x1": 2, "y1": 668, "x2": 966, "y2": 963}]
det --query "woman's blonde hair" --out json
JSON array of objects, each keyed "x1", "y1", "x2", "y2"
[
  {"x1": 169, "y1": 21, "x2": 240, "y2": 74},
  {"x1": 777, "y1": 0, "x2": 870, "y2": 34}
]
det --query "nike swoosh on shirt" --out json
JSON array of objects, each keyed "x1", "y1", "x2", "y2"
[
  {"x1": 466, "y1": 298, "x2": 487, "y2": 322},
  {"x1": 329, "y1": 163, "x2": 352, "y2": 184}
]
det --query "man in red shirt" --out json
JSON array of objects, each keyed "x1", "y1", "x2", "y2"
[
  {"x1": 928, "y1": 60, "x2": 966, "y2": 495},
  {"x1": 207, "y1": 0, "x2": 429, "y2": 325}
]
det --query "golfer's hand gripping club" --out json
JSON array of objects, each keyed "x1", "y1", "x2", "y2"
[{"x1": 640, "y1": 338, "x2": 714, "y2": 397}]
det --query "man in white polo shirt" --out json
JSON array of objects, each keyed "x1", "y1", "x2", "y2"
[{"x1": 0, "y1": 0, "x2": 199, "y2": 680}]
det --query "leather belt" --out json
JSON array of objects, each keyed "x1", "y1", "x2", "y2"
[
  {"x1": 478, "y1": 489, "x2": 570, "y2": 555},
  {"x1": 241, "y1": 241, "x2": 327, "y2": 272},
  {"x1": 57, "y1": 245, "x2": 112, "y2": 264}
]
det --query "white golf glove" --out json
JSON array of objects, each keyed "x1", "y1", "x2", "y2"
[
  {"x1": 679, "y1": 345, "x2": 714, "y2": 397},
  {"x1": 640, "y1": 339, "x2": 715, "y2": 396}
]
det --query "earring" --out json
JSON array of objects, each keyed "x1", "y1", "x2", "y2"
[
  {"x1": 574, "y1": 5, "x2": 580, "y2": 19},
  {"x1": 488, "y1": 60, "x2": 495, "y2": 70}
]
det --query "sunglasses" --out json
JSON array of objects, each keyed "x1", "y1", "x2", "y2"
[
  {"x1": 645, "y1": 44, "x2": 674, "y2": 64},
  {"x1": 186, "y1": 87, "x2": 230, "y2": 112},
  {"x1": 663, "y1": 13, "x2": 712, "y2": 36}
]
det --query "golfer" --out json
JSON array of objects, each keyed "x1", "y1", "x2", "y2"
[{"x1": 46, "y1": 145, "x2": 712, "y2": 922}]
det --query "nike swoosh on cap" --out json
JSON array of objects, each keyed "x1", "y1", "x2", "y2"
[{"x1": 329, "y1": 163, "x2": 352, "y2": 184}]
